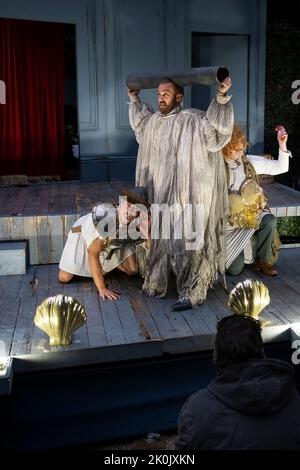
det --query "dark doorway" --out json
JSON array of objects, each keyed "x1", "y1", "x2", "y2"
[
  {"x1": 64, "y1": 23, "x2": 79, "y2": 181},
  {"x1": 192, "y1": 33, "x2": 249, "y2": 133},
  {"x1": 265, "y1": 1, "x2": 300, "y2": 189}
]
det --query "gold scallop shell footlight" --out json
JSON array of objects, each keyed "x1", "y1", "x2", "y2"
[
  {"x1": 34, "y1": 295, "x2": 87, "y2": 346},
  {"x1": 228, "y1": 279, "x2": 270, "y2": 320}
]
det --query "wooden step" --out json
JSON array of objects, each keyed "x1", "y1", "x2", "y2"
[{"x1": 0, "y1": 241, "x2": 27, "y2": 275}]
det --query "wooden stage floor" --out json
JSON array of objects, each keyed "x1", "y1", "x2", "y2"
[
  {"x1": 0, "y1": 180, "x2": 300, "y2": 372},
  {"x1": 0, "y1": 180, "x2": 299, "y2": 265},
  {"x1": 0, "y1": 180, "x2": 300, "y2": 217},
  {"x1": 1, "y1": 248, "x2": 300, "y2": 372}
]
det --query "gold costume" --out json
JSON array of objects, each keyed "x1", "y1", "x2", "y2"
[{"x1": 227, "y1": 157, "x2": 268, "y2": 230}]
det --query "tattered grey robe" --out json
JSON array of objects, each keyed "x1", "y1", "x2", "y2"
[{"x1": 129, "y1": 94, "x2": 234, "y2": 305}]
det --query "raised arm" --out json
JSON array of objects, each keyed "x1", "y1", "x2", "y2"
[
  {"x1": 247, "y1": 127, "x2": 291, "y2": 175},
  {"x1": 88, "y1": 239, "x2": 120, "y2": 301},
  {"x1": 201, "y1": 77, "x2": 234, "y2": 152},
  {"x1": 127, "y1": 87, "x2": 154, "y2": 143}
]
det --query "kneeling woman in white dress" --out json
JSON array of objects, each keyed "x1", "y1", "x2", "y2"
[{"x1": 58, "y1": 189, "x2": 150, "y2": 301}]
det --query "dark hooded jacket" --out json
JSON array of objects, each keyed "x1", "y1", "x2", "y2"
[{"x1": 176, "y1": 358, "x2": 300, "y2": 450}]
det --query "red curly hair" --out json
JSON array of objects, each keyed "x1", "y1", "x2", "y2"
[{"x1": 222, "y1": 124, "x2": 249, "y2": 159}]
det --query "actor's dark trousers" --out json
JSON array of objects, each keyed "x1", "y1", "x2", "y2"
[{"x1": 227, "y1": 214, "x2": 277, "y2": 276}]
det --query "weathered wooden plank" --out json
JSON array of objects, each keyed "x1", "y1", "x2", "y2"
[
  {"x1": 33, "y1": 265, "x2": 50, "y2": 298},
  {"x1": 74, "y1": 182, "x2": 114, "y2": 209},
  {"x1": 180, "y1": 308, "x2": 212, "y2": 335},
  {"x1": 264, "y1": 185, "x2": 299, "y2": 206},
  {"x1": 35, "y1": 185, "x2": 50, "y2": 215},
  {"x1": 99, "y1": 298, "x2": 126, "y2": 345},
  {"x1": 83, "y1": 292, "x2": 107, "y2": 347},
  {"x1": 62, "y1": 282, "x2": 79, "y2": 296},
  {"x1": 206, "y1": 287, "x2": 231, "y2": 319},
  {"x1": 0, "y1": 188, "x2": 13, "y2": 214},
  {"x1": 0, "y1": 241, "x2": 26, "y2": 275},
  {"x1": 258, "y1": 277, "x2": 300, "y2": 323},
  {"x1": 0, "y1": 245, "x2": 298, "y2": 363},
  {"x1": 0, "y1": 298, "x2": 21, "y2": 354},
  {"x1": 53, "y1": 196, "x2": 74, "y2": 215},
  {"x1": 192, "y1": 302, "x2": 219, "y2": 333},
  {"x1": 0, "y1": 182, "x2": 296, "y2": 221},
  {"x1": 279, "y1": 263, "x2": 300, "y2": 282},
  {"x1": 187, "y1": 300, "x2": 219, "y2": 334},
  {"x1": 159, "y1": 297, "x2": 195, "y2": 337},
  {"x1": 64, "y1": 214, "x2": 78, "y2": 244},
  {"x1": 73, "y1": 193, "x2": 94, "y2": 214},
  {"x1": 115, "y1": 296, "x2": 146, "y2": 343},
  {"x1": 66, "y1": 293, "x2": 89, "y2": 350},
  {"x1": 2, "y1": 274, "x2": 22, "y2": 299},
  {"x1": 79, "y1": 277, "x2": 94, "y2": 293},
  {"x1": 0, "y1": 298, "x2": 21, "y2": 328},
  {"x1": 112, "y1": 272, "x2": 161, "y2": 340},
  {"x1": 0, "y1": 276, "x2": 9, "y2": 298},
  {"x1": 145, "y1": 297, "x2": 177, "y2": 339},
  {"x1": 23, "y1": 216, "x2": 39, "y2": 265},
  {"x1": 272, "y1": 257, "x2": 300, "y2": 289},
  {"x1": 23, "y1": 187, "x2": 41, "y2": 216},
  {"x1": 37, "y1": 216, "x2": 51, "y2": 264},
  {"x1": 47, "y1": 215, "x2": 64, "y2": 264},
  {"x1": 48, "y1": 264, "x2": 64, "y2": 296},
  {"x1": 10, "y1": 187, "x2": 28, "y2": 216},
  {"x1": 279, "y1": 251, "x2": 300, "y2": 276},
  {"x1": 125, "y1": 293, "x2": 162, "y2": 341},
  {"x1": 18, "y1": 265, "x2": 36, "y2": 297},
  {"x1": 10, "y1": 216, "x2": 25, "y2": 241},
  {"x1": 0, "y1": 217, "x2": 11, "y2": 240},
  {"x1": 0, "y1": 187, "x2": 19, "y2": 216},
  {"x1": 166, "y1": 309, "x2": 195, "y2": 337},
  {"x1": 10, "y1": 296, "x2": 36, "y2": 355}
]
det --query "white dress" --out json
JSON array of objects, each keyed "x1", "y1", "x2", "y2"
[{"x1": 59, "y1": 204, "x2": 136, "y2": 277}]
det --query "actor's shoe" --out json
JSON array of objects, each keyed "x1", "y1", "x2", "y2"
[
  {"x1": 171, "y1": 298, "x2": 193, "y2": 311},
  {"x1": 254, "y1": 260, "x2": 278, "y2": 276}
]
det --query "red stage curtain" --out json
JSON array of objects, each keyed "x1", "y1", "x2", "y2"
[{"x1": 0, "y1": 19, "x2": 65, "y2": 176}]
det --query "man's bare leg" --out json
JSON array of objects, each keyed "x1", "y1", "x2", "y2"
[
  {"x1": 58, "y1": 269, "x2": 74, "y2": 283},
  {"x1": 117, "y1": 254, "x2": 138, "y2": 276}
]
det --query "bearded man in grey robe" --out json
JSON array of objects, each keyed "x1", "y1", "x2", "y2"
[{"x1": 127, "y1": 76, "x2": 233, "y2": 311}]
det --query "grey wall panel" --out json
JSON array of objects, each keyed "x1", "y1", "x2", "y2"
[
  {"x1": 0, "y1": 0, "x2": 267, "y2": 178},
  {"x1": 190, "y1": 0, "x2": 267, "y2": 154}
]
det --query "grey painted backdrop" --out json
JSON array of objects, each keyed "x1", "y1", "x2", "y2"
[{"x1": 0, "y1": 0, "x2": 266, "y2": 180}]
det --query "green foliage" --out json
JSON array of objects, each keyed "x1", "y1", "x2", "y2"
[
  {"x1": 265, "y1": 19, "x2": 300, "y2": 185},
  {"x1": 277, "y1": 216, "x2": 300, "y2": 236},
  {"x1": 66, "y1": 124, "x2": 78, "y2": 144}
]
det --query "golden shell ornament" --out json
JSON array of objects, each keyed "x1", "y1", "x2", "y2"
[
  {"x1": 228, "y1": 279, "x2": 270, "y2": 320},
  {"x1": 34, "y1": 295, "x2": 87, "y2": 346}
]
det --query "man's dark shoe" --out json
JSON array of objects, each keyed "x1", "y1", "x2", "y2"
[{"x1": 171, "y1": 298, "x2": 192, "y2": 311}]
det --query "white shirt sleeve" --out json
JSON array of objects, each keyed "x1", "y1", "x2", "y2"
[{"x1": 247, "y1": 149, "x2": 291, "y2": 175}]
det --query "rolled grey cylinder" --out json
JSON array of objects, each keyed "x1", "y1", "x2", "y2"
[{"x1": 126, "y1": 66, "x2": 229, "y2": 90}]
